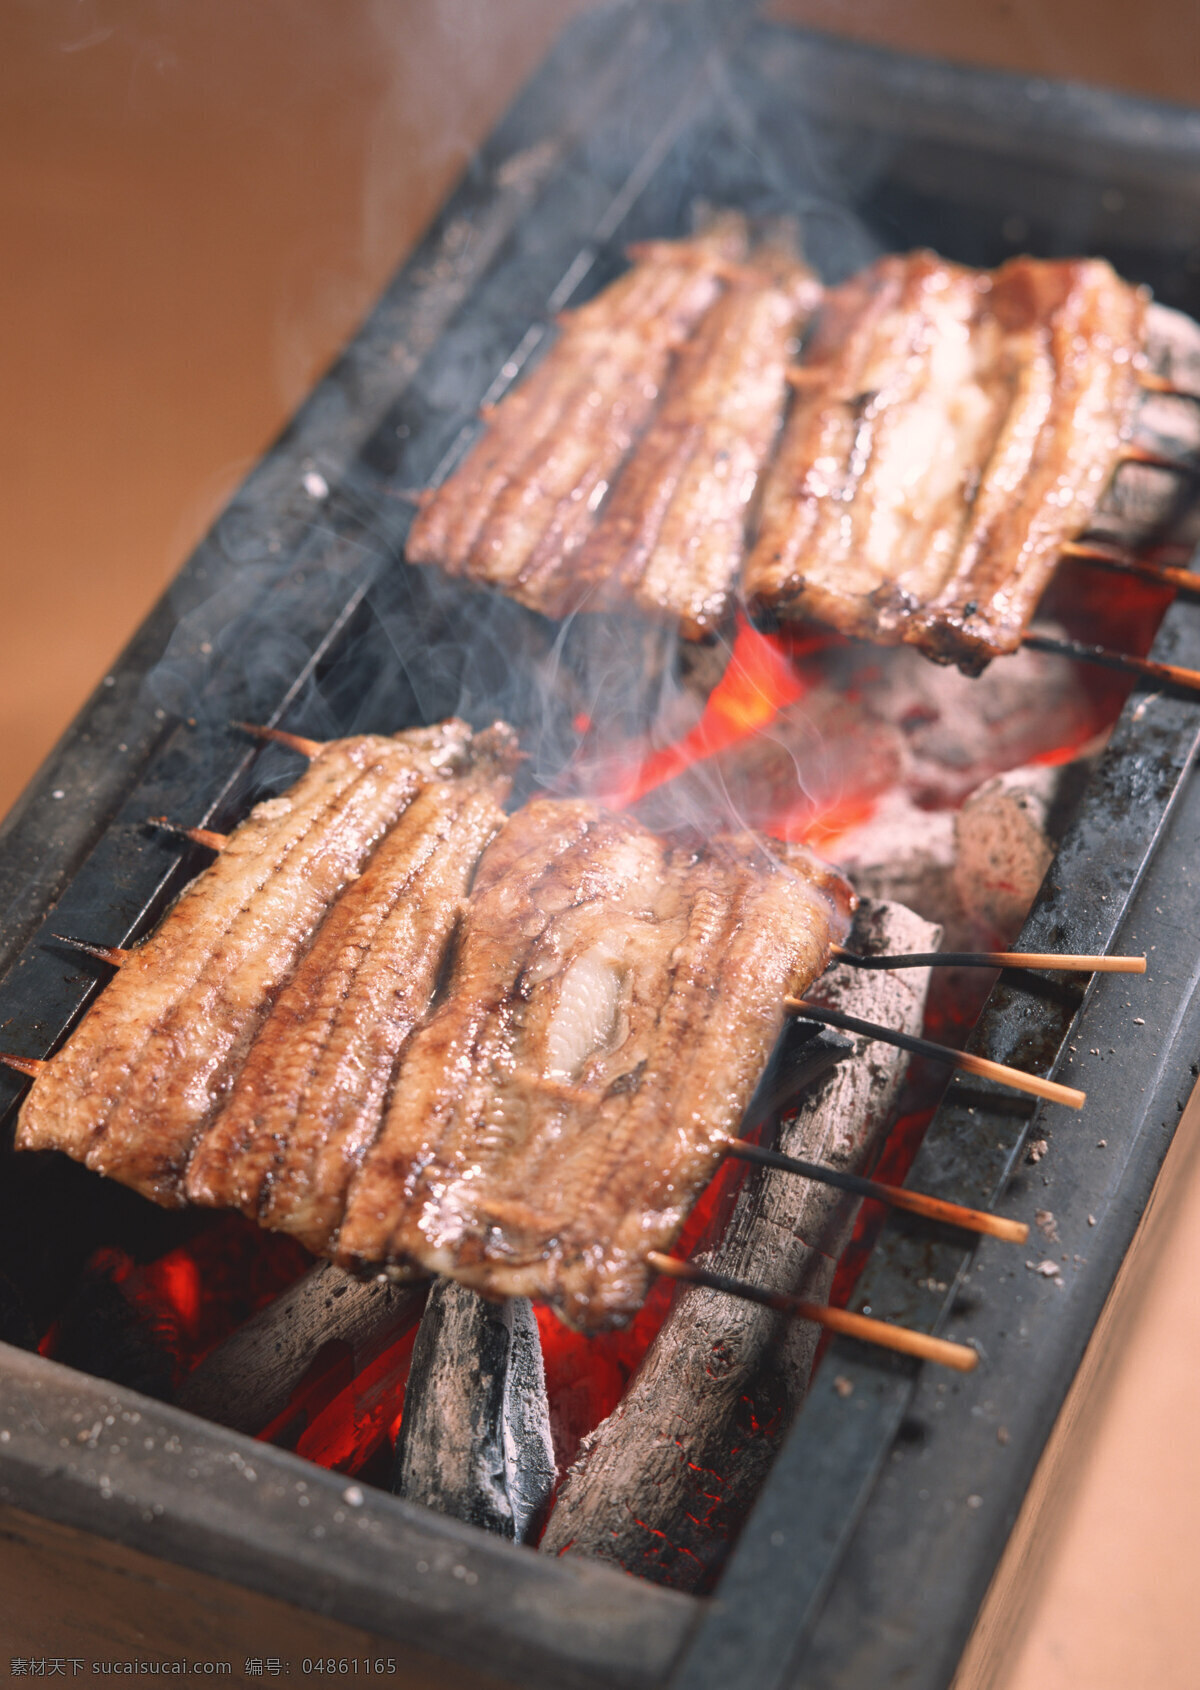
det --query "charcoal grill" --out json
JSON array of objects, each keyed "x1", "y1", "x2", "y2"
[{"x1": 3, "y1": 5, "x2": 1200, "y2": 1685}]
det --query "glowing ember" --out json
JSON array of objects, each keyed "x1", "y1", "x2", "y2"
[
  {"x1": 40, "y1": 1217, "x2": 312, "y2": 1392},
  {"x1": 610, "y1": 618, "x2": 834, "y2": 806},
  {"x1": 254, "y1": 1298, "x2": 426, "y2": 1479},
  {"x1": 534, "y1": 1153, "x2": 751, "y2": 1489},
  {"x1": 291, "y1": 1325, "x2": 422, "y2": 1477}
]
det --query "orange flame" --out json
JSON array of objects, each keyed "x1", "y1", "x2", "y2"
[{"x1": 613, "y1": 618, "x2": 834, "y2": 806}]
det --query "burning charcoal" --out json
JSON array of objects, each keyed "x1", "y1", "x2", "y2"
[
  {"x1": 850, "y1": 640, "x2": 1106, "y2": 810},
  {"x1": 0, "y1": 1268, "x2": 36, "y2": 1353},
  {"x1": 49, "y1": 1254, "x2": 177, "y2": 1401},
  {"x1": 540, "y1": 898, "x2": 939, "y2": 1590},
  {"x1": 1099, "y1": 302, "x2": 1200, "y2": 549},
  {"x1": 954, "y1": 754, "x2": 1097, "y2": 947},
  {"x1": 633, "y1": 685, "x2": 907, "y2": 838},
  {"x1": 626, "y1": 624, "x2": 1105, "y2": 861},
  {"x1": 743, "y1": 1021, "x2": 854, "y2": 1130},
  {"x1": 393, "y1": 1281, "x2": 555, "y2": 1544},
  {"x1": 175, "y1": 1262, "x2": 424, "y2": 1435},
  {"x1": 834, "y1": 791, "x2": 962, "y2": 945}
]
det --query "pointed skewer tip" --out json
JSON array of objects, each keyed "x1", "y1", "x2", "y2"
[
  {"x1": 231, "y1": 721, "x2": 324, "y2": 760},
  {"x1": 0, "y1": 1053, "x2": 44, "y2": 1079},
  {"x1": 51, "y1": 934, "x2": 129, "y2": 968},
  {"x1": 147, "y1": 817, "x2": 229, "y2": 852}
]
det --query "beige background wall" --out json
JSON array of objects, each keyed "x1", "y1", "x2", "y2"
[
  {"x1": 772, "y1": 0, "x2": 1199, "y2": 106},
  {"x1": 3, "y1": 3, "x2": 1199, "y2": 1685}
]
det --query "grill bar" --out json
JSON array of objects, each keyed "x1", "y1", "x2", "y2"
[{"x1": 670, "y1": 523, "x2": 1200, "y2": 1690}]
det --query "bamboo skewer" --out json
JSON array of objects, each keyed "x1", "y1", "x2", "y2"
[
  {"x1": 231, "y1": 721, "x2": 324, "y2": 759},
  {"x1": 786, "y1": 999, "x2": 1086, "y2": 1109},
  {"x1": 147, "y1": 817, "x2": 229, "y2": 852},
  {"x1": 832, "y1": 944, "x2": 1145, "y2": 974},
  {"x1": 53, "y1": 935, "x2": 130, "y2": 968},
  {"x1": 0, "y1": 1053, "x2": 43, "y2": 1079},
  {"x1": 146, "y1": 721, "x2": 325, "y2": 853},
  {"x1": 37, "y1": 932, "x2": 1076, "y2": 1235},
  {"x1": 0, "y1": 1039, "x2": 998, "y2": 1361},
  {"x1": 1136, "y1": 369, "x2": 1200, "y2": 399},
  {"x1": 15, "y1": 937, "x2": 1075, "y2": 1217},
  {"x1": 646, "y1": 1250, "x2": 978, "y2": 1372},
  {"x1": 721, "y1": 1138, "x2": 1028, "y2": 1243},
  {"x1": 51, "y1": 931, "x2": 1144, "y2": 984},
  {"x1": 1118, "y1": 444, "x2": 1200, "y2": 478},
  {"x1": 1022, "y1": 631, "x2": 1200, "y2": 697},
  {"x1": 0, "y1": 991, "x2": 1029, "y2": 1243},
  {"x1": 1060, "y1": 538, "x2": 1200, "y2": 596}
]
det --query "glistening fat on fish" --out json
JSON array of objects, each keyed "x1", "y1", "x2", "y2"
[
  {"x1": 336, "y1": 798, "x2": 853, "y2": 1330},
  {"x1": 184, "y1": 723, "x2": 521, "y2": 1251},
  {"x1": 744, "y1": 251, "x2": 1147, "y2": 670},
  {"x1": 15, "y1": 720, "x2": 498, "y2": 1206},
  {"x1": 15, "y1": 725, "x2": 854, "y2": 1335}
]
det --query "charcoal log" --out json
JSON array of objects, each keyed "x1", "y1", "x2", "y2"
[
  {"x1": 175, "y1": 1261, "x2": 424, "y2": 1434},
  {"x1": 539, "y1": 897, "x2": 939, "y2": 1591},
  {"x1": 953, "y1": 754, "x2": 1097, "y2": 946},
  {"x1": 50, "y1": 1263, "x2": 176, "y2": 1401},
  {"x1": 393, "y1": 1281, "x2": 555, "y2": 1544}
]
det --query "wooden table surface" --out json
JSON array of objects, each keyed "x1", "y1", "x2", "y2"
[{"x1": 3, "y1": 4, "x2": 1199, "y2": 1685}]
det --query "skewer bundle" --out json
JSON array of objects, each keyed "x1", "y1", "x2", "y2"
[{"x1": 5, "y1": 717, "x2": 1149, "y2": 1373}]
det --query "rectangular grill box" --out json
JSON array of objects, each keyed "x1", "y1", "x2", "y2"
[{"x1": 3, "y1": 5, "x2": 1200, "y2": 1685}]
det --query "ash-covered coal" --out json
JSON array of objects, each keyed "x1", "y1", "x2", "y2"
[{"x1": 394, "y1": 1282, "x2": 555, "y2": 1544}]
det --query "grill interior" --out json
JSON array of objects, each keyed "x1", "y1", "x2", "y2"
[{"x1": 3, "y1": 7, "x2": 1200, "y2": 1687}]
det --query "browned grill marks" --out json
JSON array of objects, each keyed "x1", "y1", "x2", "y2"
[
  {"x1": 336, "y1": 801, "x2": 852, "y2": 1330},
  {"x1": 16, "y1": 720, "x2": 482, "y2": 1206},
  {"x1": 579, "y1": 250, "x2": 819, "y2": 638},
  {"x1": 185, "y1": 726, "x2": 518, "y2": 1252},
  {"x1": 405, "y1": 219, "x2": 749, "y2": 617},
  {"x1": 15, "y1": 722, "x2": 854, "y2": 1331},
  {"x1": 744, "y1": 251, "x2": 1146, "y2": 670}
]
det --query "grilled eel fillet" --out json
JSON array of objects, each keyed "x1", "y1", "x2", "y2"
[
  {"x1": 184, "y1": 725, "x2": 518, "y2": 1251},
  {"x1": 405, "y1": 217, "x2": 755, "y2": 622},
  {"x1": 744, "y1": 250, "x2": 1147, "y2": 672},
  {"x1": 577, "y1": 248, "x2": 819, "y2": 639},
  {"x1": 337, "y1": 799, "x2": 853, "y2": 1332},
  {"x1": 17, "y1": 728, "x2": 851, "y2": 1332},
  {"x1": 16, "y1": 720, "x2": 517, "y2": 1209}
]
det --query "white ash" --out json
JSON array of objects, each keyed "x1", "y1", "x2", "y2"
[
  {"x1": 540, "y1": 899, "x2": 939, "y2": 1591},
  {"x1": 832, "y1": 789, "x2": 964, "y2": 943},
  {"x1": 835, "y1": 747, "x2": 1099, "y2": 955},
  {"x1": 842, "y1": 638, "x2": 1104, "y2": 809},
  {"x1": 1035, "y1": 1209, "x2": 1059, "y2": 1243}
]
